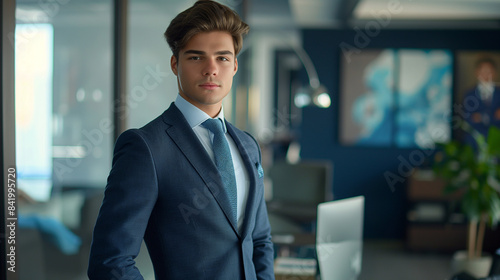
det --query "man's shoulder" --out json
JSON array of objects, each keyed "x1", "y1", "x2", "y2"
[
  {"x1": 140, "y1": 112, "x2": 167, "y2": 131},
  {"x1": 116, "y1": 104, "x2": 178, "y2": 144},
  {"x1": 138, "y1": 103, "x2": 181, "y2": 131}
]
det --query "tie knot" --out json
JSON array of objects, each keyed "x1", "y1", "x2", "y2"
[{"x1": 202, "y1": 118, "x2": 225, "y2": 135}]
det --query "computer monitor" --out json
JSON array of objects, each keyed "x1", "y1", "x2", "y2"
[
  {"x1": 269, "y1": 160, "x2": 333, "y2": 205},
  {"x1": 267, "y1": 160, "x2": 333, "y2": 223},
  {"x1": 316, "y1": 196, "x2": 365, "y2": 280}
]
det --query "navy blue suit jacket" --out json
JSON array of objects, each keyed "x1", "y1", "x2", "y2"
[
  {"x1": 463, "y1": 86, "x2": 500, "y2": 134},
  {"x1": 88, "y1": 103, "x2": 274, "y2": 279}
]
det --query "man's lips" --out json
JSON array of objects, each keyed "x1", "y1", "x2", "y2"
[{"x1": 199, "y1": 83, "x2": 220, "y2": 90}]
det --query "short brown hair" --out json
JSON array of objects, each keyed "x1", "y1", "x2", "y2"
[{"x1": 164, "y1": 0, "x2": 250, "y2": 59}]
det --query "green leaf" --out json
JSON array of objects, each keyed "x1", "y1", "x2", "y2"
[
  {"x1": 487, "y1": 192, "x2": 500, "y2": 227},
  {"x1": 487, "y1": 126, "x2": 500, "y2": 156},
  {"x1": 462, "y1": 189, "x2": 481, "y2": 220},
  {"x1": 443, "y1": 183, "x2": 463, "y2": 194},
  {"x1": 444, "y1": 141, "x2": 460, "y2": 156},
  {"x1": 463, "y1": 145, "x2": 475, "y2": 160},
  {"x1": 495, "y1": 165, "x2": 500, "y2": 178}
]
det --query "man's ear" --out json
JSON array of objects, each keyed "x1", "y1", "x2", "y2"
[
  {"x1": 233, "y1": 58, "x2": 238, "y2": 76},
  {"x1": 170, "y1": 55, "x2": 178, "y2": 76}
]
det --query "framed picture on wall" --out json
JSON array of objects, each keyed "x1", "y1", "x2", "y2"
[
  {"x1": 339, "y1": 48, "x2": 453, "y2": 148},
  {"x1": 454, "y1": 51, "x2": 500, "y2": 139}
]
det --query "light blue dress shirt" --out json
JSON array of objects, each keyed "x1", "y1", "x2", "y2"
[{"x1": 175, "y1": 95, "x2": 249, "y2": 230}]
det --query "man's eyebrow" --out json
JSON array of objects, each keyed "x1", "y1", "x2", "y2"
[
  {"x1": 184, "y1": 50, "x2": 205, "y2": 55},
  {"x1": 183, "y1": 50, "x2": 234, "y2": 56},
  {"x1": 215, "y1": 50, "x2": 234, "y2": 56}
]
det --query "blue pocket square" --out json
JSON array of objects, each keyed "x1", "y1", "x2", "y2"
[{"x1": 256, "y1": 162, "x2": 264, "y2": 178}]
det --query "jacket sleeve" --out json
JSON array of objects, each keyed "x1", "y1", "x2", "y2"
[
  {"x1": 252, "y1": 189, "x2": 275, "y2": 279},
  {"x1": 88, "y1": 129, "x2": 158, "y2": 280}
]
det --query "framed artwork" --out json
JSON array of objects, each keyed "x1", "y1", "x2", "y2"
[
  {"x1": 340, "y1": 49, "x2": 453, "y2": 148},
  {"x1": 455, "y1": 51, "x2": 500, "y2": 103},
  {"x1": 454, "y1": 51, "x2": 500, "y2": 140}
]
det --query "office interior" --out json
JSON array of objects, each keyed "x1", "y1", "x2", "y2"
[{"x1": 2, "y1": 0, "x2": 500, "y2": 279}]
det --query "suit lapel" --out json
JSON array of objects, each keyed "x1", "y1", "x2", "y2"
[
  {"x1": 162, "y1": 104, "x2": 239, "y2": 233},
  {"x1": 226, "y1": 122, "x2": 259, "y2": 238}
]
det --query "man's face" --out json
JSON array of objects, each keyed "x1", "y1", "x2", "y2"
[
  {"x1": 171, "y1": 31, "x2": 238, "y2": 116},
  {"x1": 476, "y1": 62, "x2": 496, "y2": 83}
]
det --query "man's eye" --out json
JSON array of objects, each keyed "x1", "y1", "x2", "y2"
[
  {"x1": 219, "y1": 57, "x2": 229, "y2": 61},
  {"x1": 189, "y1": 56, "x2": 200, "y2": 60}
]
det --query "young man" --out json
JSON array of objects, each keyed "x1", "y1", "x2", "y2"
[{"x1": 88, "y1": 1, "x2": 275, "y2": 279}]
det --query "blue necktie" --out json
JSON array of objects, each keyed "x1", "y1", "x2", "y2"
[{"x1": 203, "y1": 118, "x2": 238, "y2": 224}]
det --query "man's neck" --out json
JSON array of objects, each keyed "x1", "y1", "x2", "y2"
[{"x1": 179, "y1": 93, "x2": 222, "y2": 118}]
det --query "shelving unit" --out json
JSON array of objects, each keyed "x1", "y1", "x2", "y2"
[
  {"x1": 406, "y1": 169, "x2": 500, "y2": 253},
  {"x1": 406, "y1": 169, "x2": 468, "y2": 252}
]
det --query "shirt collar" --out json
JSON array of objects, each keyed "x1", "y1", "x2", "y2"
[
  {"x1": 478, "y1": 81, "x2": 494, "y2": 101},
  {"x1": 175, "y1": 94, "x2": 227, "y2": 132}
]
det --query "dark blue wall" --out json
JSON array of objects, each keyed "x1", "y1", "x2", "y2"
[{"x1": 299, "y1": 28, "x2": 500, "y2": 239}]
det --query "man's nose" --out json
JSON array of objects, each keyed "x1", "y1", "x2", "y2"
[{"x1": 203, "y1": 59, "x2": 218, "y2": 76}]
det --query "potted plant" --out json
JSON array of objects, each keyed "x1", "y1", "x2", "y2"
[{"x1": 433, "y1": 120, "x2": 500, "y2": 278}]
